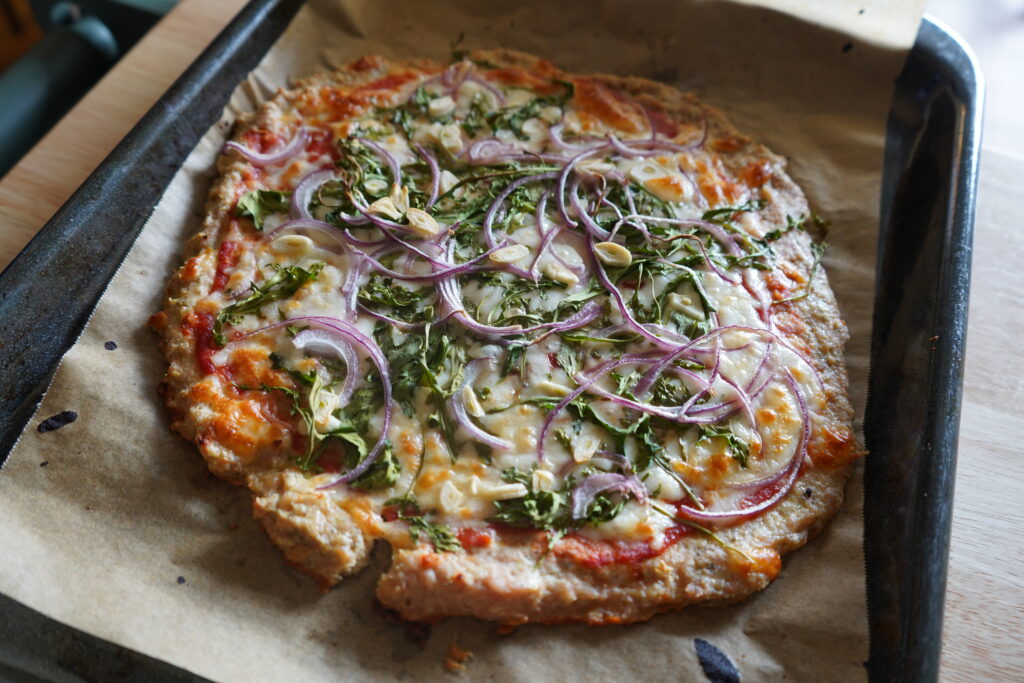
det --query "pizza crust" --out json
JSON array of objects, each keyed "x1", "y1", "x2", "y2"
[{"x1": 153, "y1": 49, "x2": 860, "y2": 624}]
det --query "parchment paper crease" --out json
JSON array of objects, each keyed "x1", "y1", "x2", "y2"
[{"x1": 0, "y1": 1, "x2": 919, "y2": 680}]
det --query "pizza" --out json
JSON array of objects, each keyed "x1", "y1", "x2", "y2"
[{"x1": 151, "y1": 49, "x2": 862, "y2": 625}]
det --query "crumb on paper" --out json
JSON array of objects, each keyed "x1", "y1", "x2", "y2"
[
  {"x1": 177, "y1": 576, "x2": 186, "y2": 585},
  {"x1": 104, "y1": 340, "x2": 118, "y2": 350},
  {"x1": 444, "y1": 641, "x2": 473, "y2": 673},
  {"x1": 39, "y1": 461, "x2": 48, "y2": 467},
  {"x1": 37, "y1": 411, "x2": 78, "y2": 433}
]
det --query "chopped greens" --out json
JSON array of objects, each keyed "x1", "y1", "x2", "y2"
[
  {"x1": 236, "y1": 189, "x2": 291, "y2": 230},
  {"x1": 213, "y1": 263, "x2": 323, "y2": 346}
]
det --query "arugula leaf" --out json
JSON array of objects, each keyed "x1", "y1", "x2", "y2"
[
  {"x1": 213, "y1": 263, "x2": 324, "y2": 346},
  {"x1": 461, "y1": 92, "x2": 489, "y2": 137},
  {"x1": 358, "y1": 276, "x2": 424, "y2": 308},
  {"x1": 489, "y1": 468, "x2": 569, "y2": 530},
  {"x1": 346, "y1": 442, "x2": 401, "y2": 490},
  {"x1": 402, "y1": 513, "x2": 462, "y2": 552},
  {"x1": 698, "y1": 423, "x2": 750, "y2": 468},
  {"x1": 701, "y1": 199, "x2": 766, "y2": 223},
  {"x1": 236, "y1": 190, "x2": 291, "y2": 230},
  {"x1": 554, "y1": 345, "x2": 579, "y2": 379},
  {"x1": 501, "y1": 344, "x2": 526, "y2": 377},
  {"x1": 490, "y1": 465, "x2": 632, "y2": 533}
]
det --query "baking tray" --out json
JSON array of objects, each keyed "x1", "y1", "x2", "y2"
[{"x1": 0, "y1": 2, "x2": 981, "y2": 680}]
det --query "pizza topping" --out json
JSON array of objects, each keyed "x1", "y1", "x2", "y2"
[
  {"x1": 225, "y1": 126, "x2": 309, "y2": 166},
  {"x1": 200, "y1": 57, "x2": 838, "y2": 556}
]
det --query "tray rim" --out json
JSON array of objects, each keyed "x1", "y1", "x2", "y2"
[{"x1": 0, "y1": 5, "x2": 983, "y2": 681}]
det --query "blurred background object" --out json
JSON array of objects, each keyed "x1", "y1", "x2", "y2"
[{"x1": 0, "y1": 0, "x2": 177, "y2": 177}]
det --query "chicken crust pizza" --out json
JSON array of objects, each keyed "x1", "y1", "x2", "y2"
[{"x1": 152, "y1": 49, "x2": 862, "y2": 625}]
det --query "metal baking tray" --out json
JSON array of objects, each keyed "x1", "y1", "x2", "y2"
[{"x1": 0, "y1": 1, "x2": 981, "y2": 679}]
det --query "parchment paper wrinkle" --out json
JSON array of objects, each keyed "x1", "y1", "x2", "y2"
[{"x1": 0, "y1": 1, "x2": 920, "y2": 680}]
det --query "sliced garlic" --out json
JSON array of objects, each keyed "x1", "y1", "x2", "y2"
[
  {"x1": 313, "y1": 390, "x2": 340, "y2": 431},
  {"x1": 428, "y1": 95, "x2": 456, "y2": 118},
  {"x1": 667, "y1": 292, "x2": 703, "y2": 319},
  {"x1": 542, "y1": 261, "x2": 579, "y2": 287},
  {"x1": 468, "y1": 475, "x2": 481, "y2": 496},
  {"x1": 532, "y1": 469, "x2": 556, "y2": 491},
  {"x1": 439, "y1": 480, "x2": 464, "y2": 515},
  {"x1": 406, "y1": 207, "x2": 441, "y2": 237},
  {"x1": 389, "y1": 184, "x2": 410, "y2": 215},
  {"x1": 520, "y1": 118, "x2": 546, "y2": 138},
  {"x1": 270, "y1": 234, "x2": 314, "y2": 256},
  {"x1": 535, "y1": 380, "x2": 572, "y2": 397},
  {"x1": 439, "y1": 169, "x2": 459, "y2": 194},
  {"x1": 572, "y1": 434, "x2": 600, "y2": 464},
  {"x1": 539, "y1": 105, "x2": 562, "y2": 123},
  {"x1": 489, "y1": 243, "x2": 530, "y2": 264},
  {"x1": 438, "y1": 123, "x2": 464, "y2": 155},
  {"x1": 367, "y1": 196, "x2": 402, "y2": 220},
  {"x1": 461, "y1": 385, "x2": 485, "y2": 418},
  {"x1": 594, "y1": 241, "x2": 633, "y2": 268},
  {"x1": 484, "y1": 483, "x2": 529, "y2": 501},
  {"x1": 363, "y1": 178, "x2": 388, "y2": 195}
]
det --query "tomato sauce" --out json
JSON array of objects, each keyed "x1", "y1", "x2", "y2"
[
  {"x1": 552, "y1": 524, "x2": 693, "y2": 569},
  {"x1": 211, "y1": 240, "x2": 241, "y2": 293},
  {"x1": 457, "y1": 527, "x2": 493, "y2": 550},
  {"x1": 182, "y1": 312, "x2": 218, "y2": 375}
]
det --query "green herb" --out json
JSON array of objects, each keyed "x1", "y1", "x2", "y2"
[
  {"x1": 401, "y1": 513, "x2": 462, "y2": 552},
  {"x1": 501, "y1": 344, "x2": 526, "y2": 377},
  {"x1": 213, "y1": 262, "x2": 324, "y2": 346},
  {"x1": 698, "y1": 423, "x2": 750, "y2": 468},
  {"x1": 489, "y1": 468, "x2": 569, "y2": 530},
  {"x1": 771, "y1": 240, "x2": 829, "y2": 307},
  {"x1": 346, "y1": 442, "x2": 401, "y2": 490},
  {"x1": 358, "y1": 277, "x2": 423, "y2": 308},
  {"x1": 701, "y1": 199, "x2": 766, "y2": 224},
  {"x1": 554, "y1": 344, "x2": 579, "y2": 379},
  {"x1": 236, "y1": 189, "x2": 291, "y2": 230},
  {"x1": 461, "y1": 92, "x2": 489, "y2": 137}
]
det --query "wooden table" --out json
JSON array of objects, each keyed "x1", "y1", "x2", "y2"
[{"x1": 0, "y1": 1, "x2": 1019, "y2": 680}]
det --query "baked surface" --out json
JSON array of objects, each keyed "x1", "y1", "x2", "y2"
[{"x1": 152, "y1": 49, "x2": 861, "y2": 624}]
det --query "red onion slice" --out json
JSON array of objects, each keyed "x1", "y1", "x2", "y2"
[
  {"x1": 415, "y1": 144, "x2": 441, "y2": 207},
  {"x1": 571, "y1": 472, "x2": 648, "y2": 520},
  {"x1": 224, "y1": 127, "x2": 309, "y2": 167},
  {"x1": 290, "y1": 168, "x2": 335, "y2": 220},
  {"x1": 466, "y1": 138, "x2": 517, "y2": 165},
  {"x1": 356, "y1": 137, "x2": 401, "y2": 187},
  {"x1": 291, "y1": 328, "x2": 359, "y2": 405},
  {"x1": 448, "y1": 358, "x2": 514, "y2": 451}
]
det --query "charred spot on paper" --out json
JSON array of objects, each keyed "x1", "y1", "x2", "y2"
[
  {"x1": 37, "y1": 411, "x2": 78, "y2": 433},
  {"x1": 694, "y1": 638, "x2": 741, "y2": 683}
]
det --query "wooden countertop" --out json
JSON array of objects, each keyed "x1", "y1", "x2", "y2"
[{"x1": 0, "y1": 0, "x2": 1019, "y2": 680}]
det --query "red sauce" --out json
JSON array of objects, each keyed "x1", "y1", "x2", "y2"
[
  {"x1": 304, "y1": 127, "x2": 337, "y2": 163},
  {"x1": 319, "y1": 71, "x2": 420, "y2": 120},
  {"x1": 552, "y1": 524, "x2": 692, "y2": 569},
  {"x1": 646, "y1": 107, "x2": 680, "y2": 138},
  {"x1": 181, "y1": 312, "x2": 218, "y2": 375},
  {"x1": 740, "y1": 160, "x2": 773, "y2": 187},
  {"x1": 457, "y1": 527, "x2": 493, "y2": 550},
  {"x1": 241, "y1": 128, "x2": 284, "y2": 154},
  {"x1": 572, "y1": 79, "x2": 645, "y2": 133},
  {"x1": 486, "y1": 66, "x2": 562, "y2": 94},
  {"x1": 211, "y1": 240, "x2": 241, "y2": 293}
]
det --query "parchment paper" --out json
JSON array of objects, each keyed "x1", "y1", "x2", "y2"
[{"x1": 0, "y1": 1, "x2": 921, "y2": 680}]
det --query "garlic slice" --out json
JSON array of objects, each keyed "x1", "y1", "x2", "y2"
[{"x1": 594, "y1": 241, "x2": 633, "y2": 268}]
